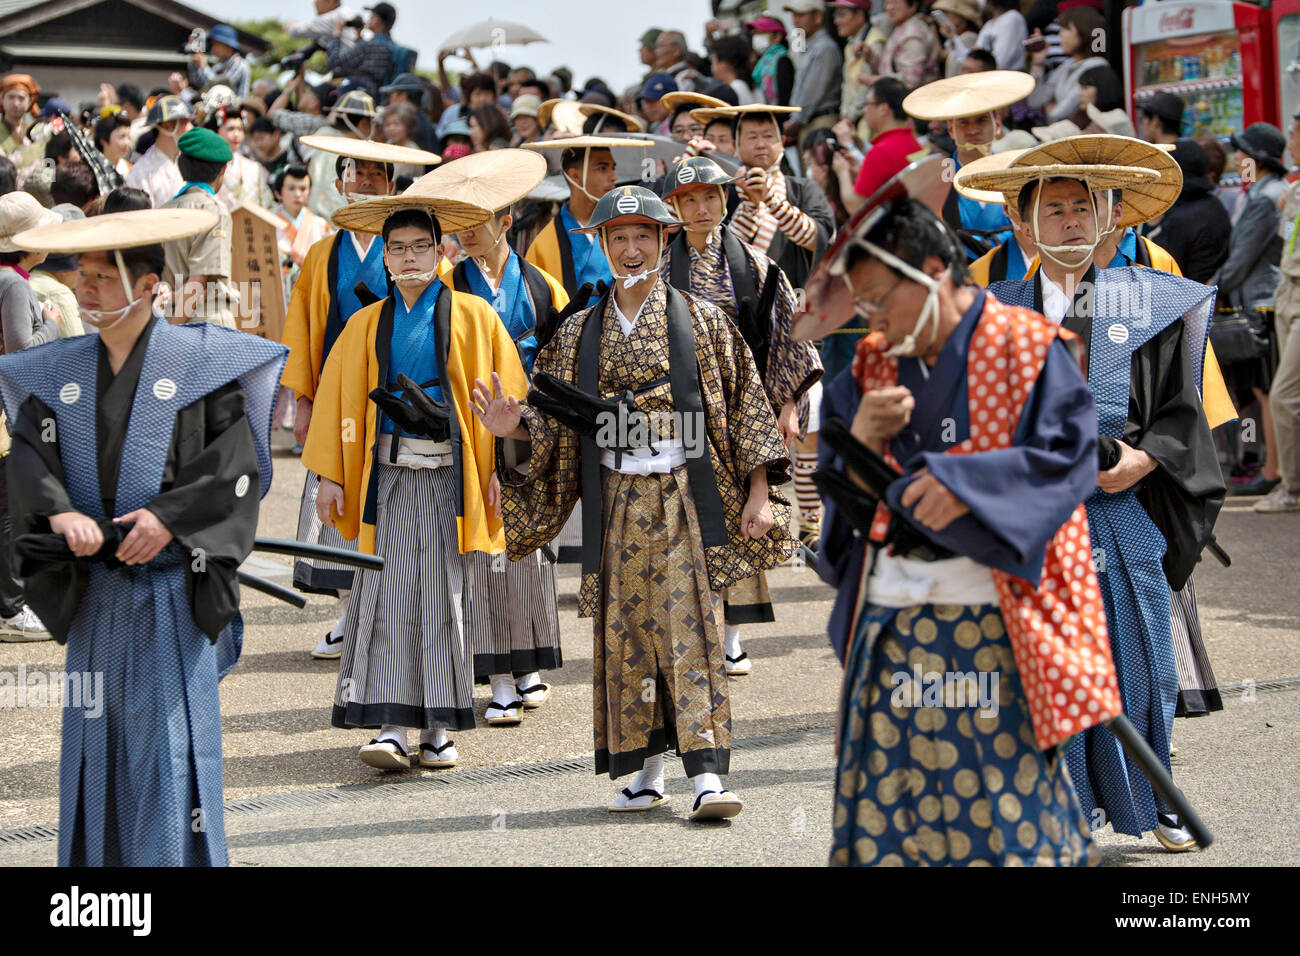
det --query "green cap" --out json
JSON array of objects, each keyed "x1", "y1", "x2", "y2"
[
  {"x1": 177, "y1": 127, "x2": 233, "y2": 164},
  {"x1": 639, "y1": 28, "x2": 663, "y2": 48}
]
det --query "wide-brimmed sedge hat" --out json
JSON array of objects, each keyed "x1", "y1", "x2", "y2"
[
  {"x1": 952, "y1": 148, "x2": 1030, "y2": 204},
  {"x1": 402, "y1": 148, "x2": 547, "y2": 215},
  {"x1": 662, "y1": 91, "x2": 729, "y2": 114},
  {"x1": 902, "y1": 70, "x2": 1035, "y2": 121},
  {"x1": 689, "y1": 103, "x2": 801, "y2": 126},
  {"x1": 298, "y1": 134, "x2": 441, "y2": 167},
  {"x1": 570, "y1": 185, "x2": 684, "y2": 234},
  {"x1": 978, "y1": 134, "x2": 1182, "y2": 229},
  {"x1": 537, "y1": 98, "x2": 586, "y2": 135},
  {"x1": 660, "y1": 156, "x2": 737, "y2": 201},
  {"x1": 576, "y1": 103, "x2": 647, "y2": 133},
  {"x1": 0, "y1": 192, "x2": 63, "y2": 253},
  {"x1": 522, "y1": 135, "x2": 649, "y2": 153},
  {"x1": 13, "y1": 208, "x2": 218, "y2": 254},
  {"x1": 329, "y1": 193, "x2": 493, "y2": 236},
  {"x1": 793, "y1": 153, "x2": 953, "y2": 343}
]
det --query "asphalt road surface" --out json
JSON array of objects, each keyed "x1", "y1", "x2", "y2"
[{"x1": 1, "y1": 432, "x2": 1295, "y2": 866}]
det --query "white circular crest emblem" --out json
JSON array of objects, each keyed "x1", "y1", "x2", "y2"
[
  {"x1": 615, "y1": 194, "x2": 640, "y2": 215},
  {"x1": 234, "y1": 474, "x2": 250, "y2": 499},
  {"x1": 678, "y1": 165, "x2": 697, "y2": 184},
  {"x1": 153, "y1": 378, "x2": 177, "y2": 400},
  {"x1": 1106, "y1": 324, "x2": 1129, "y2": 345},
  {"x1": 59, "y1": 382, "x2": 81, "y2": 405}
]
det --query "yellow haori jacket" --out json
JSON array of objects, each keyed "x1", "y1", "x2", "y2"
[
  {"x1": 301, "y1": 284, "x2": 528, "y2": 555},
  {"x1": 972, "y1": 236, "x2": 1237, "y2": 430},
  {"x1": 280, "y1": 232, "x2": 341, "y2": 401}
]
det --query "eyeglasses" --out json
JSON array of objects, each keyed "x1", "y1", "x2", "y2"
[
  {"x1": 852, "y1": 274, "x2": 904, "y2": 318},
  {"x1": 672, "y1": 122, "x2": 704, "y2": 137},
  {"x1": 386, "y1": 239, "x2": 435, "y2": 256}
]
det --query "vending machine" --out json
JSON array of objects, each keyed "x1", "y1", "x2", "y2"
[
  {"x1": 1123, "y1": 0, "x2": 1274, "y2": 136},
  {"x1": 1273, "y1": 0, "x2": 1300, "y2": 128}
]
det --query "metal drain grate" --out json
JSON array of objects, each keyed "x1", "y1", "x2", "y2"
[
  {"x1": 0, "y1": 823, "x2": 57, "y2": 846},
  {"x1": 1219, "y1": 676, "x2": 1300, "y2": 697}
]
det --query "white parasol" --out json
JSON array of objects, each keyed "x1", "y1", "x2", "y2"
[{"x1": 439, "y1": 18, "x2": 547, "y2": 54}]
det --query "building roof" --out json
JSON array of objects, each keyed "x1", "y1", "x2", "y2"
[{"x1": 0, "y1": 0, "x2": 269, "y2": 53}]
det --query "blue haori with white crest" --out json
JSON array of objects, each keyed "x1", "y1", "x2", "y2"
[{"x1": 0, "y1": 319, "x2": 286, "y2": 866}]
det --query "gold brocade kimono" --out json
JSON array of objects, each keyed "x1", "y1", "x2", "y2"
[{"x1": 498, "y1": 280, "x2": 794, "y2": 777}]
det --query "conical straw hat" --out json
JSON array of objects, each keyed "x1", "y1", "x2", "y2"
[
  {"x1": 13, "y1": 208, "x2": 218, "y2": 252},
  {"x1": 1009, "y1": 134, "x2": 1181, "y2": 228},
  {"x1": 298, "y1": 134, "x2": 440, "y2": 166},
  {"x1": 902, "y1": 70, "x2": 1035, "y2": 121},
  {"x1": 537, "y1": 98, "x2": 585, "y2": 134},
  {"x1": 577, "y1": 103, "x2": 647, "y2": 133},
  {"x1": 522, "y1": 135, "x2": 650, "y2": 151},
  {"x1": 661, "y1": 91, "x2": 729, "y2": 113},
  {"x1": 403, "y1": 149, "x2": 547, "y2": 212},
  {"x1": 330, "y1": 194, "x2": 493, "y2": 236}
]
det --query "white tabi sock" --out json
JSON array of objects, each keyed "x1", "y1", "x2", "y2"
[
  {"x1": 377, "y1": 725, "x2": 408, "y2": 751},
  {"x1": 420, "y1": 727, "x2": 448, "y2": 747},
  {"x1": 490, "y1": 674, "x2": 518, "y2": 707},
  {"x1": 516, "y1": 671, "x2": 542, "y2": 692},
  {"x1": 330, "y1": 593, "x2": 350, "y2": 640},
  {"x1": 692, "y1": 771, "x2": 723, "y2": 797},
  {"x1": 632, "y1": 754, "x2": 665, "y2": 795},
  {"x1": 724, "y1": 624, "x2": 743, "y2": 659}
]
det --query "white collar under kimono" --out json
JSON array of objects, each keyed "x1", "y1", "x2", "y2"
[
  {"x1": 613, "y1": 293, "x2": 651, "y2": 337},
  {"x1": 1038, "y1": 270, "x2": 1070, "y2": 325},
  {"x1": 349, "y1": 230, "x2": 377, "y2": 261}
]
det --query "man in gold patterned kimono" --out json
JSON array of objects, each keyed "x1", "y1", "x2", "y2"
[
  {"x1": 660, "y1": 156, "x2": 823, "y2": 677},
  {"x1": 471, "y1": 185, "x2": 794, "y2": 821}
]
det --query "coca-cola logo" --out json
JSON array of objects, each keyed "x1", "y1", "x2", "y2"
[{"x1": 1159, "y1": 8, "x2": 1195, "y2": 32}]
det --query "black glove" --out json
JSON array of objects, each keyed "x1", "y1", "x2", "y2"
[
  {"x1": 527, "y1": 371, "x2": 632, "y2": 441},
  {"x1": 395, "y1": 374, "x2": 451, "y2": 440}
]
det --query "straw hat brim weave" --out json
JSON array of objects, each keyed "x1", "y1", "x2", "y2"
[
  {"x1": 902, "y1": 71, "x2": 1036, "y2": 121},
  {"x1": 330, "y1": 195, "x2": 493, "y2": 236},
  {"x1": 1010, "y1": 134, "x2": 1182, "y2": 228},
  {"x1": 952, "y1": 148, "x2": 1030, "y2": 203},
  {"x1": 577, "y1": 103, "x2": 648, "y2": 133},
  {"x1": 13, "y1": 209, "x2": 219, "y2": 253},
  {"x1": 522, "y1": 135, "x2": 650, "y2": 151},
  {"x1": 958, "y1": 163, "x2": 1162, "y2": 226},
  {"x1": 661, "y1": 91, "x2": 729, "y2": 113},
  {"x1": 401, "y1": 149, "x2": 547, "y2": 213},
  {"x1": 299, "y1": 135, "x2": 441, "y2": 166}
]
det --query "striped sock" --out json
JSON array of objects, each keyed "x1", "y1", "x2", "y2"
[{"x1": 793, "y1": 452, "x2": 822, "y2": 528}]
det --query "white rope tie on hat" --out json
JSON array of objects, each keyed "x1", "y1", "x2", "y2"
[
  {"x1": 563, "y1": 148, "x2": 603, "y2": 204},
  {"x1": 80, "y1": 249, "x2": 144, "y2": 331},
  {"x1": 599, "y1": 226, "x2": 664, "y2": 289},
  {"x1": 849, "y1": 239, "x2": 943, "y2": 359}
]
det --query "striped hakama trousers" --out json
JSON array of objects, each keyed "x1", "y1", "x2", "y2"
[
  {"x1": 1170, "y1": 576, "x2": 1222, "y2": 717},
  {"x1": 294, "y1": 470, "x2": 358, "y2": 596},
  {"x1": 465, "y1": 549, "x2": 563, "y2": 682},
  {"x1": 331, "y1": 464, "x2": 476, "y2": 731}
]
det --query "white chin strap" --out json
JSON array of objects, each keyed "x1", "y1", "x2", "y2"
[
  {"x1": 563, "y1": 148, "x2": 602, "y2": 204},
  {"x1": 389, "y1": 264, "x2": 441, "y2": 285},
  {"x1": 600, "y1": 227, "x2": 664, "y2": 289},
  {"x1": 472, "y1": 219, "x2": 509, "y2": 272},
  {"x1": 962, "y1": 140, "x2": 994, "y2": 157},
  {"x1": 856, "y1": 240, "x2": 942, "y2": 359},
  {"x1": 1031, "y1": 179, "x2": 1117, "y2": 270}
]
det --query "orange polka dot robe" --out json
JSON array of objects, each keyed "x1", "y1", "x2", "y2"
[{"x1": 851, "y1": 294, "x2": 1123, "y2": 750}]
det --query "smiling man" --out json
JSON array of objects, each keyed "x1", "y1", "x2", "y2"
[
  {"x1": 304, "y1": 192, "x2": 527, "y2": 772},
  {"x1": 793, "y1": 163, "x2": 1118, "y2": 866},
  {"x1": 472, "y1": 185, "x2": 794, "y2": 821}
]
